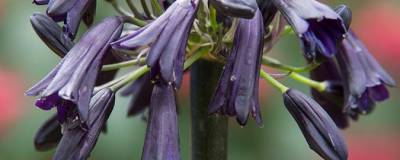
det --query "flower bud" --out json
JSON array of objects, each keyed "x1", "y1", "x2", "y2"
[{"x1": 210, "y1": 0, "x2": 258, "y2": 19}]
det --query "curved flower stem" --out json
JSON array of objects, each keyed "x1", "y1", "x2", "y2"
[
  {"x1": 260, "y1": 70, "x2": 289, "y2": 93},
  {"x1": 150, "y1": 0, "x2": 164, "y2": 16},
  {"x1": 109, "y1": 0, "x2": 147, "y2": 27},
  {"x1": 288, "y1": 72, "x2": 327, "y2": 92},
  {"x1": 102, "y1": 58, "x2": 146, "y2": 71},
  {"x1": 126, "y1": 0, "x2": 145, "y2": 19},
  {"x1": 191, "y1": 60, "x2": 228, "y2": 160},
  {"x1": 109, "y1": 65, "x2": 150, "y2": 91},
  {"x1": 262, "y1": 56, "x2": 319, "y2": 73},
  {"x1": 140, "y1": 0, "x2": 153, "y2": 18}
]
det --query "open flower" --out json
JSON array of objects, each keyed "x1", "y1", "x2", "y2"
[
  {"x1": 33, "y1": 0, "x2": 96, "y2": 39},
  {"x1": 209, "y1": 9, "x2": 264, "y2": 126},
  {"x1": 336, "y1": 30, "x2": 396, "y2": 118},
  {"x1": 283, "y1": 89, "x2": 348, "y2": 160},
  {"x1": 142, "y1": 84, "x2": 180, "y2": 160},
  {"x1": 272, "y1": 0, "x2": 346, "y2": 58},
  {"x1": 112, "y1": 0, "x2": 198, "y2": 88},
  {"x1": 26, "y1": 16, "x2": 123, "y2": 122},
  {"x1": 53, "y1": 88, "x2": 115, "y2": 160}
]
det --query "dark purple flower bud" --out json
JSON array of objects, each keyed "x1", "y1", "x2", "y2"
[
  {"x1": 30, "y1": 13, "x2": 74, "y2": 57},
  {"x1": 309, "y1": 59, "x2": 349, "y2": 128},
  {"x1": 112, "y1": 0, "x2": 198, "y2": 88},
  {"x1": 210, "y1": 0, "x2": 258, "y2": 19},
  {"x1": 34, "y1": 114, "x2": 62, "y2": 151},
  {"x1": 272, "y1": 0, "x2": 346, "y2": 58},
  {"x1": 257, "y1": 0, "x2": 278, "y2": 27},
  {"x1": 26, "y1": 16, "x2": 123, "y2": 122},
  {"x1": 121, "y1": 73, "x2": 154, "y2": 117},
  {"x1": 283, "y1": 89, "x2": 348, "y2": 160},
  {"x1": 35, "y1": 0, "x2": 96, "y2": 39},
  {"x1": 336, "y1": 30, "x2": 395, "y2": 118},
  {"x1": 142, "y1": 84, "x2": 180, "y2": 160},
  {"x1": 209, "y1": 9, "x2": 264, "y2": 126},
  {"x1": 33, "y1": 0, "x2": 49, "y2": 5},
  {"x1": 54, "y1": 88, "x2": 115, "y2": 160},
  {"x1": 334, "y1": 5, "x2": 352, "y2": 30}
]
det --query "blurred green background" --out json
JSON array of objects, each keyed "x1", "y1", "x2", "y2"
[{"x1": 0, "y1": 0, "x2": 399, "y2": 159}]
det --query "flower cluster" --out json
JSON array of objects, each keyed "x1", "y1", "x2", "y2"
[{"x1": 27, "y1": 0, "x2": 395, "y2": 160}]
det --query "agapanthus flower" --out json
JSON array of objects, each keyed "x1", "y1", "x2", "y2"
[
  {"x1": 34, "y1": 114, "x2": 62, "y2": 151},
  {"x1": 209, "y1": 9, "x2": 264, "y2": 126},
  {"x1": 142, "y1": 84, "x2": 180, "y2": 160},
  {"x1": 283, "y1": 89, "x2": 348, "y2": 160},
  {"x1": 336, "y1": 30, "x2": 396, "y2": 118},
  {"x1": 121, "y1": 73, "x2": 154, "y2": 117},
  {"x1": 33, "y1": 0, "x2": 96, "y2": 39},
  {"x1": 112, "y1": 0, "x2": 198, "y2": 88},
  {"x1": 26, "y1": 16, "x2": 123, "y2": 122},
  {"x1": 272, "y1": 0, "x2": 346, "y2": 58},
  {"x1": 309, "y1": 59, "x2": 348, "y2": 128},
  {"x1": 210, "y1": 0, "x2": 258, "y2": 19},
  {"x1": 54, "y1": 88, "x2": 115, "y2": 160}
]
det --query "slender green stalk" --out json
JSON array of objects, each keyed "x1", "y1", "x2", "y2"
[
  {"x1": 260, "y1": 70, "x2": 289, "y2": 93},
  {"x1": 288, "y1": 72, "x2": 327, "y2": 92},
  {"x1": 140, "y1": 0, "x2": 153, "y2": 18},
  {"x1": 102, "y1": 58, "x2": 146, "y2": 71},
  {"x1": 150, "y1": 0, "x2": 164, "y2": 16},
  {"x1": 109, "y1": 66, "x2": 150, "y2": 91},
  {"x1": 109, "y1": 0, "x2": 147, "y2": 26},
  {"x1": 126, "y1": 0, "x2": 145, "y2": 19},
  {"x1": 262, "y1": 56, "x2": 319, "y2": 73}
]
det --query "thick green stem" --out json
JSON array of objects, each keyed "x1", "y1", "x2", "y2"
[{"x1": 190, "y1": 60, "x2": 228, "y2": 160}]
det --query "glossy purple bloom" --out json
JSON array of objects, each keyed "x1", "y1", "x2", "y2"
[
  {"x1": 54, "y1": 88, "x2": 115, "y2": 160},
  {"x1": 309, "y1": 59, "x2": 348, "y2": 128},
  {"x1": 209, "y1": 10, "x2": 264, "y2": 126},
  {"x1": 26, "y1": 16, "x2": 123, "y2": 122},
  {"x1": 112, "y1": 0, "x2": 198, "y2": 88},
  {"x1": 283, "y1": 89, "x2": 348, "y2": 160},
  {"x1": 121, "y1": 73, "x2": 154, "y2": 117},
  {"x1": 33, "y1": 0, "x2": 96, "y2": 39},
  {"x1": 336, "y1": 30, "x2": 396, "y2": 118},
  {"x1": 142, "y1": 84, "x2": 180, "y2": 160},
  {"x1": 272, "y1": 0, "x2": 346, "y2": 58},
  {"x1": 210, "y1": 0, "x2": 258, "y2": 19}
]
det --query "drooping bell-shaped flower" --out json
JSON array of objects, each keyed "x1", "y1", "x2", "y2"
[
  {"x1": 26, "y1": 16, "x2": 123, "y2": 122},
  {"x1": 336, "y1": 30, "x2": 396, "y2": 118},
  {"x1": 34, "y1": 114, "x2": 62, "y2": 151},
  {"x1": 53, "y1": 88, "x2": 115, "y2": 160},
  {"x1": 209, "y1": 9, "x2": 264, "y2": 126},
  {"x1": 272, "y1": 0, "x2": 346, "y2": 58},
  {"x1": 142, "y1": 84, "x2": 180, "y2": 160},
  {"x1": 112, "y1": 0, "x2": 199, "y2": 88},
  {"x1": 121, "y1": 73, "x2": 154, "y2": 117},
  {"x1": 283, "y1": 89, "x2": 348, "y2": 160},
  {"x1": 210, "y1": 0, "x2": 258, "y2": 19},
  {"x1": 33, "y1": 0, "x2": 96, "y2": 39}
]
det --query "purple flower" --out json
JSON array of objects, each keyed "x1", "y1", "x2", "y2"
[
  {"x1": 142, "y1": 84, "x2": 180, "y2": 160},
  {"x1": 34, "y1": 114, "x2": 62, "y2": 151},
  {"x1": 121, "y1": 73, "x2": 154, "y2": 117},
  {"x1": 33, "y1": 0, "x2": 96, "y2": 39},
  {"x1": 283, "y1": 89, "x2": 348, "y2": 160},
  {"x1": 309, "y1": 59, "x2": 348, "y2": 128},
  {"x1": 272, "y1": 0, "x2": 346, "y2": 58},
  {"x1": 210, "y1": 0, "x2": 258, "y2": 18},
  {"x1": 54, "y1": 88, "x2": 115, "y2": 160},
  {"x1": 208, "y1": 9, "x2": 264, "y2": 126},
  {"x1": 26, "y1": 16, "x2": 123, "y2": 122},
  {"x1": 112, "y1": 0, "x2": 198, "y2": 88},
  {"x1": 336, "y1": 30, "x2": 396, "y2": 118}
]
